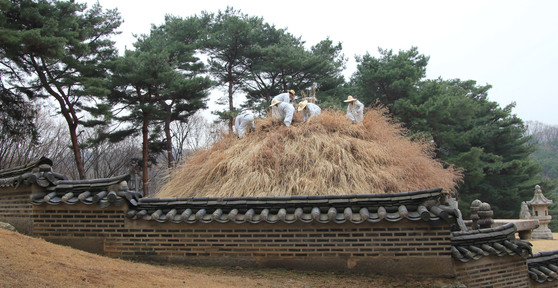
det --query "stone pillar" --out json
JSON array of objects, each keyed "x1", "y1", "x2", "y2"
[{"x1": 470, "y1": 199, "x2": 494, "y2": 230}]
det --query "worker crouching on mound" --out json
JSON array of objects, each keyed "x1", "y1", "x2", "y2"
[
  {"x1": 271, "y1": 89, "x2": 296, "y2": 118},
  {"x1": 297, "y1": 100, "x2": 321, "y2": 123},
  {"x1": 233, "y1": 112, "x2": 255, "y2": 138},
  {"x1": 344, "y1": 95, "x2": 364, "y2": 123},
  {"x1": 270, "y1": 99, "x2": 295, "y2": 127}
]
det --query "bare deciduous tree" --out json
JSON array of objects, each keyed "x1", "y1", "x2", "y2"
[
  {"x1": 0, "y1": 110, "x2": 72, "y2": 171},
  {"x1": 526, "y1": 121, "x2": 558, "y2": 144},
  {"x1": 0, "y1": 109, "x2": 143, "y2": 181},
  {"x1": 170, "y1": 112, "x2": 225, "y2": 165}
]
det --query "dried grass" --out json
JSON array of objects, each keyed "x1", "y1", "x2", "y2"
[{"x1": 157, "y1": 108, "x2": 462, "y2": 198}]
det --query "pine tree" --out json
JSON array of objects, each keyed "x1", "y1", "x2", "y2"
[
  {"x1": 352, "y1": 48, "x2": 546, "y2": 218},
  {"x1": 0, "y1": 0, "x2": 121, "y2": 179}
]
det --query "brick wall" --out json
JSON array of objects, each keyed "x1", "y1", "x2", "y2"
[
  {"x1": 454, "y1": 255, "x2": 529, "y2": 287},
  {"x1": 0, "y1": 187, "x2": 34, "y2": 234},
  {"x1": 30, "y1": 203, "x2": 454, "y2": 276},
  {"x1": 32, "y1": 204, "x2": 127, "y2": 254},
  {"x1": 0, "y1": 191, "x2": 541, "y2": 284}
]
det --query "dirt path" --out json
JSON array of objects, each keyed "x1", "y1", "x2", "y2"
[{"x1": 0, "y1": 228, "x2": 458, "y2": 288}]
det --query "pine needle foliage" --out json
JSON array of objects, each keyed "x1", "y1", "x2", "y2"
[{"x1": 157, "y1": 108, "x2": 462, "y2": 198}]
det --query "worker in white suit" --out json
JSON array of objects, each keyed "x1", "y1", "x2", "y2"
[
  {"x1": 270, "y1": 99, "x2": 295, "y2": 127},
  {"x1": 233, "y1": 112, "x2": 255, "y2": 138},
  {"x1": 344, "y1": 95, "x2": 364, "y2": 123},
  {"x1": 271, "y1": 89, "x2": 295, "y2": 117},
  {"x1": 297, "y1": 100, "x2": 321, "y2": 122}
]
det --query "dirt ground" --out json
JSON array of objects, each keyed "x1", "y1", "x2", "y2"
[
  {"x1": 528, "y1": 233, "x2": 558, "y2": 253},
  {"x1": 0, "y1": 228, "x2": 461, "y2": 288},
  {"x1": 3, "y1": 227, "x2": 558, "y2": 288}
]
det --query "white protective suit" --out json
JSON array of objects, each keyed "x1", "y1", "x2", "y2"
[
  {"x1": 346, "y1": 100, "x2": 364, "y2": 123},
  {"x1": 234, "y1": 112, "x2": 255, "y2": 138},
  {"x1": 272, "y1": 92, "x2": 292, "y2": 117},
  {"x1": 301, "y1": 102, "x2": 321, "y2": 122},
  {"x1": 272, "y1": 92, "x2": 291, "y2": 103},
  {"x1": 275, "y1": 102, "x2": 295, "y2": 127}
]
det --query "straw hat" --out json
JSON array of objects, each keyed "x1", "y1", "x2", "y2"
[
  {"x1": 270, "y1": 99, "x2": 281, "y2": 107},
  {"x1": 344, "y1": 95, "x2": 357, "y2": 102},
  {"x1": 287, "y1": 89, "x2": 296, "y2": 96},
  {"x1": 297, "y1": 100, "x2": 308, "y2": 112}
]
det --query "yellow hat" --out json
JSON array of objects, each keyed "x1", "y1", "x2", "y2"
[
  {"x1": 297, "y1": 100, "x2": 308, "y2": 112},
  {"x1": 344, "y1": 95, "x2": 357, "y2": 102},
  {"x1": 270, "y1": 99, "x2": 281, "y2": 107},
  {"x1": 287, "y1": 89, "x2": 295, "y2": 96}
]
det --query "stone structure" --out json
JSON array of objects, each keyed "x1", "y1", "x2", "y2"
[
  {"x1": 521, "y1": 201, "x2": 532, "y2": 219},
  {"x1": 470, "y1": 199, "x2": 495, "y2": 230},
  {"x1": 3, "y1": 158, "x2": 554, "y2": 287},
  {"x1": 526, "y1": 185, "x2": 554, "y2": 240}
]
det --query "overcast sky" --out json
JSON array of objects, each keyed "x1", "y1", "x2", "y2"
[{"x1": 86, "y1": 0, "x2": 558, "y2": 125}]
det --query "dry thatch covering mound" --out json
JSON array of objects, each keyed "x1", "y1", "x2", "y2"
[{"x1": 157, "y1": 108, "x2": 462, "y2": 198}]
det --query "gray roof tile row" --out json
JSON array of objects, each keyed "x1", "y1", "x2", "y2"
[
  {"x1": 0, "y1": 170, "x2": 67, "y2": 188},
  {"x1": 0, "y1": 157, "x2": 53, "y2": 179},
  {"x1": 31, "y1": 189, "x2": 141, "y2": 208},
  {"x1": 23, "y1": 172, "x2": 141, "y2": 207},
  {"x1": 528, "y1": 250, "x2": 558, "y2": 283},
  {"x1": 124, "y1": 188, "x2": 459, "y2": 225},
  {"x1": 126, "y1": 204, "x2": 445, "y2": 224},
  {"x1": 451, "y1": 222, "x2": 533, "y2": 262}
]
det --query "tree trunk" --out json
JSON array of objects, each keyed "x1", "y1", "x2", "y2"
[
  {"x1": 31, "y1": 57, "x2": 87, "y2": 179},
  {"x1": 68, "y1": 114, "x2": 86, "y2": 180},
  {"x1": 228, "y1": 68, "x2": 234, "y2": 132},
  {"x1": 142, "y1": 112, "x2": 150, "y2": 196},
  {"x1": 164, "y1": 113, "x2": 175, "y2": 168}
]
